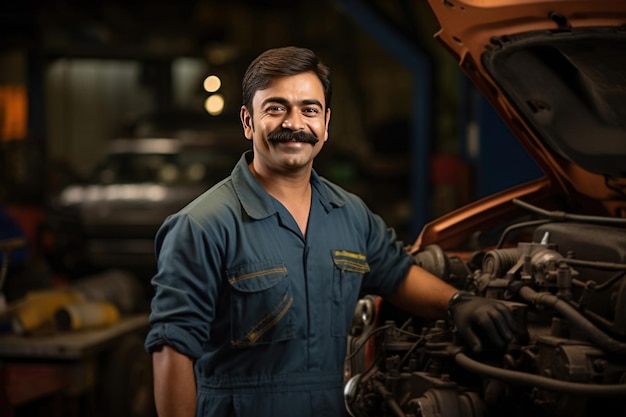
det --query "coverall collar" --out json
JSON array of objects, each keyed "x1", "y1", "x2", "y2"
[{"x1": 232, "y1": 150, "x2": 344, "y2": 220}]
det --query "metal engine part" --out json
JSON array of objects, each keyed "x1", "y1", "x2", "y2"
[{"x1": 344, "y1": 213, "x2": 626, "y2": 417}]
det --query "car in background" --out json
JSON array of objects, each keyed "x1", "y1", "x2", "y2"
[
  {"x1": 344, "y1": 1, "x2": 626, "y2": 417},
  {"x1": 45, "y1": 136, "x2": 245, "y2": 279}
]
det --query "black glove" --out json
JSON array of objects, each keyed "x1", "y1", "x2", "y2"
[{"x1": 448, "y1": 291, "x2": 517, "y2": 353}]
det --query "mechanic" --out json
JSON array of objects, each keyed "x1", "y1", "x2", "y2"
[{"x1": 144, "y1": 46, "x2": 517, "y2": 417}]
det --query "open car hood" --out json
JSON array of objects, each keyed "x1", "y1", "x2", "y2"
[{"x1": 426, "y1": 0, "x2": 626, "y2": 212}]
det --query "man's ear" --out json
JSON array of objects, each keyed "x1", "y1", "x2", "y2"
[
  {"x1": 323, "y1": 107, "x2": 331, "y2": 142},
  {"x1": 240, "y1": 105, "x2": 253, "y2": 140}
]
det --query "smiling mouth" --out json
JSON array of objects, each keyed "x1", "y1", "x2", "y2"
[{"x1": 268, "y1": 129, "x2": 319, "y2": 145}]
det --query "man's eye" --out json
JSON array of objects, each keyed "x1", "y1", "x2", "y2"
[
  {"x1": 266, "y1": 106, "x2": 284, "y2": 112},
  {"x1": 303, "y1": 108, "x2": 319, "y2": 115}
]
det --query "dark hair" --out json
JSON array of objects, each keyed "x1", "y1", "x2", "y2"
[{"x1": 242, "y1": 46, "x2": 332, "y2": 115}]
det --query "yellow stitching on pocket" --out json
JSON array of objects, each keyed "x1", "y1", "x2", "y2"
[
  {"x1": 333, "y1": 250, "x2": 370, "y2": 274},
  {"x1": 228, "y1": 266, "x2": 288, "y2": 285},
  {"x1": 333, "y1": 250, "x2": 366, "y2": 261},
  {"x1": 335, "y1": 259, "x2": 370, "y2": 274},
  {"x1": 232, "y1": 293, "x2": 293, "y2": 347}
]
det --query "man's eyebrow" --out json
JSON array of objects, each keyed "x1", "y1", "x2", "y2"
[
  {"x1": 261, "y1": 97, "x2": 289, "y2": 107},
  {"x1": 301, "y1": 99, "x2": 323, "y2": 108},
  {"x1": 261, "y1": 97, "x2": 323, "y2": 108}
]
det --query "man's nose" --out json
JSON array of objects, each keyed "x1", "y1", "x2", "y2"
[{"x1": 282, "y1": 112, "x2": 304, "y2": 130}]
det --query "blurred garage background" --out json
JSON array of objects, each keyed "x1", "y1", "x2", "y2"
[{"x1": 0, "y1": 1, "x2": 542, "y2": 416}]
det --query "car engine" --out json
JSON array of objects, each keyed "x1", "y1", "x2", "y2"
[{"x1": 344, "y1": 199, "x2": 626, "y2": 417}]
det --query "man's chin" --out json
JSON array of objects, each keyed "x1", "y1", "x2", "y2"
[{"x1": 276, "y1": 150, "x2": 317, "y2": 168}]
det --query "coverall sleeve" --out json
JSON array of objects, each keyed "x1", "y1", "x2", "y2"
[
  {"x1": 144, "y1": 213, "x2": 223, "y2": 359},
  {"x1": 359, "y1": 205, "x2": 416, "y2": 298}
]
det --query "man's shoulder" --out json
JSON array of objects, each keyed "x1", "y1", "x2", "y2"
[
  {"x1": 317, "y1": 175, "x2": 366, "y2": 207},
  {"x1": 179, "y1": 177, "x2": 239, "y2": 219},
  {"x1": 156, "y1": 177, "x2": 241, "y2": 241}
]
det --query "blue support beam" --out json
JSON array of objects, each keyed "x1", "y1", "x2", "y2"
[{"x1": 336, "y1": 0, "x2": 434, "y2": 237}]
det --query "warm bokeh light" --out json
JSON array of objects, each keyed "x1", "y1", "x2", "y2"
[
  {"x1": 204, "y1": 94, "x2": 224, "y2": 116},
  {"x1": 203, "y1": 75, "x2": 221, "y2": 92}
]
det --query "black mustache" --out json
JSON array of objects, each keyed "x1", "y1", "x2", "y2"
[{"x1": 268, "y1": 129, "x2": 319, "y2": 145}]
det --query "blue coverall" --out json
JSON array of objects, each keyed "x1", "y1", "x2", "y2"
[{"x1": 145, "y1": 151, "x2": 415, "y2": 416}]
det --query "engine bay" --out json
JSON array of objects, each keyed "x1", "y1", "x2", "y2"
[{"x1": 344, "y1": 199, "x2": 626, "y2": 417}]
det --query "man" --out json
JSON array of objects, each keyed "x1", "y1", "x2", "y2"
[{"x1": 145, "y1": 46, "x2": 516, "y2": 417}]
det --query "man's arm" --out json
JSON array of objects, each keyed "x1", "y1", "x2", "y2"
[
  {"x1": 386, "y1": 264, "x2": 457, "y2": 319},
  {"x1": 152, "y1": 345, "x2": 197, "y2": 417},
  {"x1": 386, "y1": 264, "x2": 516, "y2": 353}
]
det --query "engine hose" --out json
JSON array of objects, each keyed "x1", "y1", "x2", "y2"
[
  {"x1": 518, "y1": 286, "x2": 626, "y2": 355},
  {"x1": 373, "y1": 381, "x2": 407, "y2": 417},
  {"x1": 511, "y1": 199, "x2": 626, "y2": 226},
  {"x1": 454, "y1": 352, "x2": 626, "y2": 396}
]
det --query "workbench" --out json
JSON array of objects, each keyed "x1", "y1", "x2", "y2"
[{"x1": 0, "y1": 314, "x2": 153, "y2": 417}]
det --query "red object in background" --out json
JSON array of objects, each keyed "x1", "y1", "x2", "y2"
[
  {"x1": 431, "y1": 153, "x2": 466, "y2": 185},
  {"x1": 0, "y1": 363, "x2": 68, "y2": 411},
  {"x1": 429, "y1": 153, "x2": 473, "y2": 217},
  {"x1": 3, "y1": 205, "x2": 44, "y2": 260},
  {"x1": 3, "y1": 205, "x2": 42, "y2": 246}
]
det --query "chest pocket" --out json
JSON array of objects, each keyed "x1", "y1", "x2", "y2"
[
  {"x1": 226, "y1": 262, "x2": 295, "y2": 348},
  {"x1": 331, "y1": 250, "x2": 370, "y2": 337}
]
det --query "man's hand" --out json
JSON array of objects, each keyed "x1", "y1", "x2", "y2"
[{"x1": 448, "y1": 292, "x2": 517, "y2": 353}]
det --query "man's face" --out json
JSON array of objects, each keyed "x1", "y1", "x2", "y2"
[{"x1": 240, "y1": 71, "x2": 331, "y2": 176}]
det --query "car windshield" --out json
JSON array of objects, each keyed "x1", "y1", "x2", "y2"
[{"x1": 91, "y1": 140, "x2": 238, "y2": 185}]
